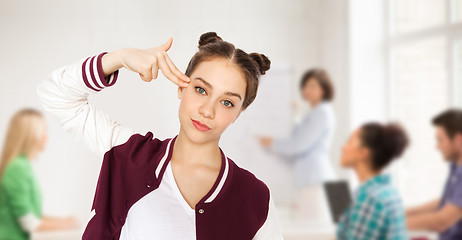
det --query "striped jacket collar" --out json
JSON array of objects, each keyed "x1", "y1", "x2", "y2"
[{"x1": 154, "y1": 134, "x2": 232, "y2": 204}]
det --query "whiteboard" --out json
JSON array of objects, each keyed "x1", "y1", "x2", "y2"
[{"x1": 220, "y1": 63, "x2": 295, "y2": 205}]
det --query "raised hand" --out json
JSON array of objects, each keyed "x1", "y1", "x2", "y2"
[{"x1": 102, "y1": 37, "x2": 191, "y2": 88}]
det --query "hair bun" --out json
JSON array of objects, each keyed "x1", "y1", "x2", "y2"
[
  {"x1": 198, "y1": 32, "x2": 223, "y2": 49},
  {"x1": 382, "y1": 123, "x2": 409, "y2": 160},
  {"x1": 249, "y1": 53, "x2": 271, "y2": 75}
]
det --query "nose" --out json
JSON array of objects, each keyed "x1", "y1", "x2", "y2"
[{"x1": 198, "y1": 99, "x2": 215, "y2": 120}]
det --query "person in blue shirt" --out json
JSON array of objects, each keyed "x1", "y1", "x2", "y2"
[
  {"x1": 406, "y1": 109, "x2": 462, "y2": 240},
  {"x1": 258, "y1": 68, "x2": 336, "y2": 220},
  {"x1": 336, "y1": 122, "x2": 409, "y2": 240},
  {"x1": 259, "y1": 68, "x2": 336, "y2": 186}
]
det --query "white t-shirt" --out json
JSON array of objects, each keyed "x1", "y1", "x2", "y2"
[{"x1": 119, "y1": 161, "x2": 196, "y2": 240}]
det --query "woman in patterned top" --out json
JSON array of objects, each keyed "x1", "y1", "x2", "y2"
[{"x1": 336, "y1": 122, "x2": 410, "y2": 240}]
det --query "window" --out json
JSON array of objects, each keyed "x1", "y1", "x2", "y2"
[
  {"x1": 392, "y1": 0, "x2": 446, "y2": 34},
  {"x1": 388, "y1": 0, "x2": 462, "y2": 206}
]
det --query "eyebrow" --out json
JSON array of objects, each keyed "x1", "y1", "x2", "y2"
[{"x1": 194, "y1": 77, "x2": 242, "y2": 100}]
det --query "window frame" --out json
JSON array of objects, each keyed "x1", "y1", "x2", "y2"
[{"x1": 385, "y1": 0, "x2": 462, "y2": 205}]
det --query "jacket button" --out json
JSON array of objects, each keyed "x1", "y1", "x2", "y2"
[
  {"x1": 198, "y1": 209, "x2": 204, "y2": 214},
  {"x1": 146, "y1": 184, "x2": 151, "y2": 188}
]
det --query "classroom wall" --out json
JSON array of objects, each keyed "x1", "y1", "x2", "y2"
[
  {"x1": 0, "y1": 0, "x2": 351, "y2": 221},
  {"x1": 317, "y1": 0, "x2": 351, "y2": 183}
]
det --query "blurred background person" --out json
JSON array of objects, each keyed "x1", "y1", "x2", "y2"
[
  {"x1": 0, "y1": 108, "x2": 79, "y2": 240},
  {"x1": 406, "y1": 109, "x2": 462, "y2": 240},
  {"x1": 336, "y1": 122, "x2": 409, "y2": 240},
  {"x1": 258, "y1": 68, "x2": 336, "y2": 221}
]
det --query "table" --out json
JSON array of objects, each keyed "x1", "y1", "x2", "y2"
[{"x1": 31, "y1": 228, "x2": 83, "y2": 240}]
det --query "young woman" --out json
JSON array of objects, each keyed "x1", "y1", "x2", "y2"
[
  {"x1": 337, "y1": 122, "x2": 409, "y2": 240},
  {"x1": 0, "y1": 108, "x2": 78, "y2": 240},
  {"x1": 258, "y1": 69, "x2": 336, "y2": 220},
  {"x1": 36, "y1": 32, "x2": 283, "y2": 239}
]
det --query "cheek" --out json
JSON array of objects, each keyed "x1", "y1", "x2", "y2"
[
  {"x1": 306, "y1": 86, "x2": 322, "y2": 100},
  {"x1": 341, "y1": 144, "x2": 358, "y2": 166},
  {"x1": 313, "y1": 86, "x2": 323, "y2": 98},
  {"x1": 178, "y1": 94, "x2": 196, "y2": 124},
  {"x1": 440, "y1": 140, "x2": 450, "y2": 152},
  {"x1": 179, "y1": 90, "x2": 237, "y2": 130},
  {"x1": 34, "y1": 134, "x2": 45, "y2": 150},
  {"x1": 302, "y1": 88, "x2": 311, "y2": 99},
  {"x1": 180, "y1": 89, "x2": 200, "y2": 110},
  {"x1": 343, "y1": 150, "x2": 352, "y2": 161},
  {"x1": 305, "y1": 87, "x2": 313, "y2": 95},
  {"x1": 214, "y1": 108, "x2": 237, "y2": 128},
  {"x1": 436, "y1": 139, "x2": 444, "y2": 150}
]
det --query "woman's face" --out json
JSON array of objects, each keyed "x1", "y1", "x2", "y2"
[
  {"x1": 340, "y1": 128, "x2": 369, "y2": 168},
  {"x1": 435, "y1": 126, "x2": 460, "y2": 162},
  {"x1": 302, "y1": 78, "x2": 324, "y2": 105},
  {"x1": 37, "y1": 120, "x2": 48, "y2": 152},
  {"x1": 177, "y1": 58, "x2": 246, "y2": 144}
]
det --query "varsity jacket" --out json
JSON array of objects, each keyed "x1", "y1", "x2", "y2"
[{"x1": 36, "y1": 52, "x2": 283, "y2": 239}]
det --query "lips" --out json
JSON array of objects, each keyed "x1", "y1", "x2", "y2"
[{"x1": 191, "y1": 119, "x2": 211, "y2": 131}]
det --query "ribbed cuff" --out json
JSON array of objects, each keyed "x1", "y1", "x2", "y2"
[{"x1": 82, "y1": 52, "x2": 119, "y2": 92}]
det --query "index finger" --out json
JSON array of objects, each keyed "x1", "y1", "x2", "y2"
[
  {"x1": 163, "y1": 52, "x2": 191, "y2": 83},
  {"x1": 157, "y1": 52, "x2": 188, "y2": 87}
]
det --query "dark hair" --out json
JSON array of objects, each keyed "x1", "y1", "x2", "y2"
[
  {"x1": 360, "y1": 122, "x2": 409, "y2": 171},
  {"x1": 432, "y1": 109, "x2": 462, "y2": 139},
  {"x1": 299, "y1": 68, "x2": 335, "y2": 101},
  {"x1": 185, "y1": 32, "x2": 271, "y2": 110}
]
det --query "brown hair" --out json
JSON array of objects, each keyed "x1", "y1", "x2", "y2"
[
  {"x1": 360, "y1": 122, "x2": 409, "y2": 171},
  {"x1": 299, "y1": 68, "x2": 335, "y2": 101},
  {"x1": 432, "y1": 109, "x2": 462, "y2": 139},
  {"x1": 185, "y1": 32, "x2": 271, "y2": 110}
]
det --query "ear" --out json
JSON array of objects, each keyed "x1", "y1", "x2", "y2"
[
  {"x1": 178, "y1": 86, "x2": 185, "y2": 99},
  {"x1": 455, "y1": 133, "x2": 462, "y2": 147}
]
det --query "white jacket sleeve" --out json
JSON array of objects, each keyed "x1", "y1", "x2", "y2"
[
  {"x1": 253, "y1": 193, "x2": 284, "y2": 240},
  {"x1": 36, "y1": 52, "x2": 136, "y2": 158},
  {"x1": 18, "y1": 213, "x2": 41, "y2": 232}
]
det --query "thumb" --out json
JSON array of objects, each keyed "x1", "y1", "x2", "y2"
[{"x1": 159, "y1": 36, "x2": 173, "y2": 52}]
